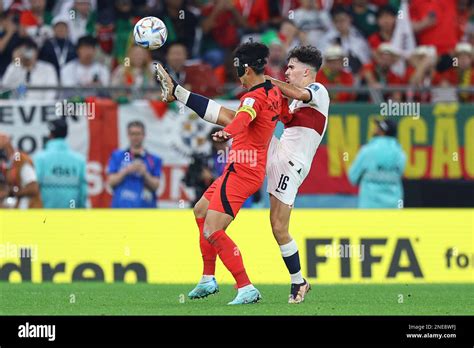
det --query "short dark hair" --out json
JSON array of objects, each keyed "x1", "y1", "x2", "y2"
[
  {"x1": 19, "y1": 37, "x2": 38, "y2": 51},
  {"x1": 331, "y1": 5, "x2": 351, "y2": 18},
  {"x1": 234, "y1": 41, "x2": 269, "y2": 75},
  {"x1": 377, "y1": 5, "x2": 397, "y2": 18},
  {"x1": 77, "y1": 35, "x2": 97, "y2": 48},
  {"x1": 127, "y1": 120, "x2": 145, "y2": 132},
  {"x1": 287, "y1": 45, "x2": 323, "y2": 72}
]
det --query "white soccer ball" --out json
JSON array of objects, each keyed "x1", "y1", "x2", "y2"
[{"x1": 133, "y1": 16, "x2": 168, "y2": 50}]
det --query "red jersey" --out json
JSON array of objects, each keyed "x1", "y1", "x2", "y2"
[
  {"x1": 409, "y1": 0, "x2": 457, "y2": 55},
  {"x1": 223, "y1": 80, "x2": 282, "y2": 182},
  {"x1": 316, "y1": 67, "x2": 355, "y2": 102}
]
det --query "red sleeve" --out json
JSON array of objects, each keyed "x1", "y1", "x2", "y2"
[
  {"x1": 223, "y1": 94, "x2": 263, "y2": 136},
  {"x1": 223, "y1": 112, "x2": 252, "y2": 136},
  {"x1": 279, "y1": 98, "x2": 293, "y2": 124}
]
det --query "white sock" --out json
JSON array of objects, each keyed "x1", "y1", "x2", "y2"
[
  {"x1": 200, "y1": 275, "x2": 214, "y2": 283},
  {"x1": 238, "y1": 284, "x2": 255, "y2": 293},
  {"x1": 290, "y1": 271, "x2": 304, "y2": 285},
  {"x1": 280, "y1": 239, "x2": 304, "y2": 284}
]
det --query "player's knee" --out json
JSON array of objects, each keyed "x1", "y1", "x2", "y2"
[
  {"x1": 203, "y1": 226, "x2": 214, "y2": 240},
  {"x1": 193, "y1": 201, "x2": 207, "y2": 218}
]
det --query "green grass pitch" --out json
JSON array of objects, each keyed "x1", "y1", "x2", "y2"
[{"x1": 1, "y1": 283, "x2": 472, "y2": 315}]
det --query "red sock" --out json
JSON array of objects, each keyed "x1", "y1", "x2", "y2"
[
  {"x1": 208, "y1": 229, "x2": 251, "y2": 288},
  {"x1": 196, "y1": 217, "x2": 217, "y2": 275}
]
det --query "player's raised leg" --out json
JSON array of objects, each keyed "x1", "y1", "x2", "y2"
[
  {"x1": 269, "y1": 194, "x2": 310, "y2": 304},
  {"x1": 187, "y1": 195, "x2": 219, "y2": 299}
]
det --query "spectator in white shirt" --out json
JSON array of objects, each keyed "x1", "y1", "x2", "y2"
[
  {"x1": 2, "y1": 37, "x2": 58, "y2": 100},
  {"x1": 319, "y1": 6, "x2": 371, "y2": 74},
  {"x1": 293, "y1": 0, "x2": 334, "y2": 48},
  {"x1": 61, "y1": 35, "x2": 110, "y2": 97},
  {"x1": 62, "y1": 0, "x2": 95, "y2": 45}
]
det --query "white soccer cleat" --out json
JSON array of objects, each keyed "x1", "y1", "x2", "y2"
[
  {"x1": 154, "y1": 62, "x2": 176, "y2": 102},
  {"x1": 288, "y1": 279, "x2": 311, "y2": 304}
]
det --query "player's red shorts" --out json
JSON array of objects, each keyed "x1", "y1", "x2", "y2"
[{"x1": 204, "y1": 163, "x2": 261, "y2": 218}]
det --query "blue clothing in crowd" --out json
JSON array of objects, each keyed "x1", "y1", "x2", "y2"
[
  {"x1": 34, "y1": 138, "x2": 87, "y2": 208},
  {"x1": 108, "y1": 149, "x2": 162, "y2": 208},
  {"x1": 348, "y1": 136, "x2": 407, "y2": 208}
]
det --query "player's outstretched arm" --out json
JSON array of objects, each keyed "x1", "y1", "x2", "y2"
[
  {"x1": 264, "y1": 75, "x2": 311, "y2": 103},
  {"x1": 155, "y1": 62, "x2": 235, "y2": 127}
]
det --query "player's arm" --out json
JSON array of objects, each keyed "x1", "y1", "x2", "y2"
[
  {"x1": 173, "y1": 83, "x2": 237, "y2": 127},
  {"x1": 264, "y1": 75, "x2": 311, "y2": 103},
  {"x1": 213, "y1": 96, "x2": 260, "y2": 141}
]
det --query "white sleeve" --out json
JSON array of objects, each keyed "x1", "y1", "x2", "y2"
[
  {"x1": 2, "y1": 64, "x2": 19, "y2": 88},
  {"x1": 305, "y1": 83, "x2": 330, "y2": 115},
  {"x1": 20, "y1": 163, "x2": 38, "y2": 186},
  {"x1": 100, "y1": 64, "x2": 110, "y2": 86},
  {"x1": 60, "y1": 62, "x2": 75, "y2": 86}
]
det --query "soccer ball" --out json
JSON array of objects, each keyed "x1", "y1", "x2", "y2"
[{"x1": 133, "y1": 16, "x2": 168, "y2": 50}]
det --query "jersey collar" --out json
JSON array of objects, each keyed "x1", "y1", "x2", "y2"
[{"x1": 248, "y1": 79, "x2": 273, "y2": 95}]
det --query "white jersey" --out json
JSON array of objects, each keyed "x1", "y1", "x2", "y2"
[
  {"x1": 266, "y1": 82, "x2": 330, "y2": 205},
  {"x1": 280, "y1": 82, "x2": 329, "y2": 173}
]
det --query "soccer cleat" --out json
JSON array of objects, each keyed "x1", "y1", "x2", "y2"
[
  {"x1": 288, "y1": 279, "x2": 311, "y2": 304},
  {"x1": 154, "y1": 62, "x2": 176, "y2": 102},
  {"x1": 187, "y1": 277, "x2": 219, "y2": 299},
  {"x1": 227, "y1": 287, "x2": 262, "y2": 305}
]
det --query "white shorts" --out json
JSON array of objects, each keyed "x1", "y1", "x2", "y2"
[{"x1": 266, "y1": 136, "x2": 306, "y2": 206}]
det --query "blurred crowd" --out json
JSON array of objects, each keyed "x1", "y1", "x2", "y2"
[{"x1": 0, "y1": 0, "x2": 474, "y2": 102}]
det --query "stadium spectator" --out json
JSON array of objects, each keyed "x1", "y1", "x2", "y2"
[
  {"x1": 62, "y1": 0, "x2": 97, "y2": 45},
  {"x1": 268, "y1": 0, "x2": 301, "y2": 28},
  {"x1": 163, "y1": 41, "x2": 221, "y2": 97},
  {"x1": 410, "y1": 0, "x2": 457, "y2": 55},
  {"x1": 368, "y1": 5, "x2": 397, "y2": 50},
  {"x1": 292, "y1": 0, "x2": 333, "y2": 49},
  {"x1": 2, "y1": 37, "x2": 58, "y2": 100},
  {"x1": 262, "y1": 30, "x2": 286, "y2": 81},
  {"x1": 432, "y1": 42, "x2": 474, "y2": 102},
  {"x1": 111, "y1": 45, "x2": 158, "y2": 100},
  {"x1": 316, "y1": 45, "x2": 355, "y2": 102},
  {"x1": 405, "y1": 45, "x2": 437, "y2": 102},
  {"x1": 234, "y1": 0, "x2": 270, "y2": 32},
  {"x1": 319, "y1": 6, "x2": 371, "y2": 74},
  {"x1": 34, "y1": 118, "x2": 88, "y2": 209},
  {"x1": 163, "y1": 41, "x2": 189, "y2": 87},
  {"x1": 61, "y1": 35, "x2": 110, "y2": 95},
  {"x1": 107, "y1": 120, "x2": 162, "y2": 208},
  {"x1": 0, "y1": 132, "x2": 42, "y2": 209},
  {"x1": 0, "y1": 12, "x2": 21, "y2": 79},
  {"x1": 348, "y1": 119, "x2": 406, "y2": 209},
  {"x1": 159, "y1": 0, "x2": 198, "y2": 57},
  {"x1": 111, "y1": 0, "x2": 135, "y2": 64},
  {"x1": 38, "y1": 15, "x2": 76, "y2": 79},
  {"x1": 360, "y1": 43, "x2": 404, "y2": 101},
  {"x1": 200, "y1": 0, "x2": 246, "y2": 68},
  {"x1": 279, "y1": 19, "x2": 306, "y2": 52},
  {"x1": 18, "y1": 0, "x2": 53, "y2": 47},
  {"x1": 350, "y1": 0, "x2": 378, "y2": 38}
]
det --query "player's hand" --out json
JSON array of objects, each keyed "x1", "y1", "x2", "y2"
[
  {"x1": 212, "y1": 130, "x2": 231, "y2": 142},
  {"x1": 263, "y1": 74, "x2": 273, "y2": 81}
]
